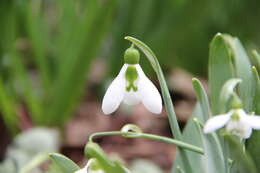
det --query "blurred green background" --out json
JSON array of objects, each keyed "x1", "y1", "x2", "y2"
[
  {"x1": 0, "y1": 0, "x2": 260, "y2": 171},
  {"x1": 1, "y1": 0, "x2": 260, "y2": 137}
]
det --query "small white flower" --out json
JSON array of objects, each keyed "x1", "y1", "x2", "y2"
[
  {"x1": 203, "y1": 109, "x2": 260, "y2": 138},
  {"x1": 75, "y1": 159, "x2": 131, "y2": 173},
  {"x1": 102, "y1": 48, "x2": 162, "y2": 115},
  {"x1": 75, "y1": 159, "x2": 104, "y2": 173}
]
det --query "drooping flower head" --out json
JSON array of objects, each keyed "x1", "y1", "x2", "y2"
[
  {"x1": 102, "y1": 46, "x2": 162, "y2": 114},
  {"x1": 203, "y1": 108, "x2": 260, "y2": 139}
]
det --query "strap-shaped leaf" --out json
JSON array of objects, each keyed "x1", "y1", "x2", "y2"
[
  {"x1": 209, "y1": 33, "x2": 235, "y2": 114},
  {"x1": 173, "y1": 105, "x2": 225, "y2": 173},
  {"x1": 45, "y1": 0, "x2": 117, "y2": 125},
  {"x1": 209, "y1": 33, "x2": 255, "y2": 113},
  {"x1": 225, "y1": 136, "x2": 257, "y2": 173},
  {"x1": 192, "y1": 78, "x2": 211, "y2": 121},
  {"x1": 224, "y1": 36, "x2": 255, "y2": 112},
  {"x1": 246, "y1": 66, "x2": 260, "y2": 171},
  {"x1": 49, "y1": 153, "x2": 80, "y2": 173}
]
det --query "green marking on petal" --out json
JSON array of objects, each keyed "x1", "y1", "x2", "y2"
[
  {"x1": 125, "y1": 65, "x2": 138, "y2": 92},
  {"x1": 231, "y1": 111, "x2": 240, "y2": 121}
]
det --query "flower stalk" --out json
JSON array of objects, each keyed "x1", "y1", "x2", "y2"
[
  {"x1": 89, "y1": 131, "x2": 204, "y2": 154},
  {"x1": 124, "y1": 36, "x2": 182, "y2": 140}
]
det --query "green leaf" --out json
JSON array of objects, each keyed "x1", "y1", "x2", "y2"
[
  {"x1": 9, "y1": 51, "x2": 43, "y2": 124},
  {"x1": 192, "y1": 78, "x2": 211, "y2": 120},
  {"x1": 251, "y1": 66, "x2": 260, "y2": 113},
  {"x1": 25, "y1": 3, "x2": 50, "y2": 90},
  {"x1": 225, "y1": 136, "x2": 257, "y2": 173},
  {"x1": 246, "y1": 66, "x2": 260, "y2": 171},
  {"x1": 45, "y1": 0, "x2": 117, "y2": 125},
  {"x1": 224, "y1": 36, "x2": 254, "y2": 112},
  {"x1": 209, "y1": 33, "x2": 235, "y2": 114},
  {"x1": 0, "y1": 78, "x2": 19, "y2": 135},
  {"x1": 49, "y1": 153, "x2": 80, "y2": 173},
  {"x1": 209, "y1": 33, "x2": 254, "y2": 113},
  {"x1": 172, "y1": 104, "x2": 225, "y2": 173},
  {"x1": 250, "y1": 50, "x2": 260, "y2": 71},
  {"x1": 192, "y1": 78, "x2": 225, "y2": 172}
]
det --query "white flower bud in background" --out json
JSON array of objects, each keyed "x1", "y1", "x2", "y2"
[
  {"x1": 204, "y1": 109, "x2": 260, "y2": 139},
  {"x1": 102, "y1": 47, "x2": 162, "y2": 115},
  {"x1": 75, "y1": 159, "x2": 104, "y2": 173}
]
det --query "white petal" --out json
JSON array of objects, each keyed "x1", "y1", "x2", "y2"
[
  {"x1": 102, "y1": 65, "x2": 127, "y2": 114},
  {"x1": 236, "y1": 109, "x2": 247, "y2": 117},
  {"x1": 242, "y1": 127, "x2": 252, "y2": 139},
  {"x1": 226, "y1": 120, "x2": 252, "y2": 139},
  {"x1": 203, "y1": 113, "x2": 231, "y2": 133},
  {"x1": 244, "y1": 115, "x2": 260, "y2": 129},
  {"x1": 75, "y1": 168, "x2": 87, "y2": 173},
  {"x1": 135, "y1": 65, "x2": 162, "y2": 114},
  {"x1": 75, "y1": 159, "x2": 91, "y2": 173},
  {"x1": 123, "y1": 91, "x2": 141, "y2": 105},
  {"x1": 75, "y1": 159, "x2": 105, "y2": 173}
]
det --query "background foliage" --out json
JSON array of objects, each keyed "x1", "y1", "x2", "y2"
[{"x1": 1, "y1": 0, "x2": 260, "y2": 172}]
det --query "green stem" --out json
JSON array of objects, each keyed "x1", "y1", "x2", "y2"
[
  {"x1": 89, "y1": 131, "x2": 204, "y2": 154},
  {"x1": 124, "y1": 36, "x2": 194, "y2": 172},
  {"x1": 124, "y1": 36, "x2": 182, "y2": 140}
]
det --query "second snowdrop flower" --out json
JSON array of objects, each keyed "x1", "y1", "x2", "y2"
[
  {"x1": 102, "y1": 46, "x2": 162, "y2": 115},
  {"x1": 203, "y1": 109, "x2": 260, "y2": 139},
  {"x1": 75, "y1": 159, "x2": 104, "y2": 173}
]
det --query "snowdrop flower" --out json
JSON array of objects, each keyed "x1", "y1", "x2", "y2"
[
  {"x1": 204, "y1": 109, "x2": 260, "y2": 139},
  {"x1": 75, "y1": 159, "x2": 104, "y2": 173},
  {"x1": 102, "y1": 47, "x2": 162, "y2": 114},
  {"x1": 75, "y1": 158, "x2": 131, "y2": 173}
]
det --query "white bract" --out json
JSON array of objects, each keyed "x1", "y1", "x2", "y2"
[
  {"x1": 75, "y1": 159, "x2": 104, "y2": 173},
  {"x1": 203, "y1": 109, "x2": 260, "y2": 138},
  {"x1": 102, "y1": 47, "x2": 162, "y2": 115}
]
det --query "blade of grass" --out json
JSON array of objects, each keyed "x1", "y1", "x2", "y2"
[
  {"x1": 45, "y1": 0, "x2": 117, "y2": 125},
  {"x1": 9, "y1": 50, "x2": 43, "y2": 124},
  {"x1": 251, "y1": 50, "x2": 260, "y2": 71},
  {"x1": 25, "y1": 2, "x2": 51, "y2": 90},
  {"x1": 192, "y1": 78, "x2": 211, "y2": 120},
  {"x1": 0, "y1": 78, "x2": 19, "y2": 135}
]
